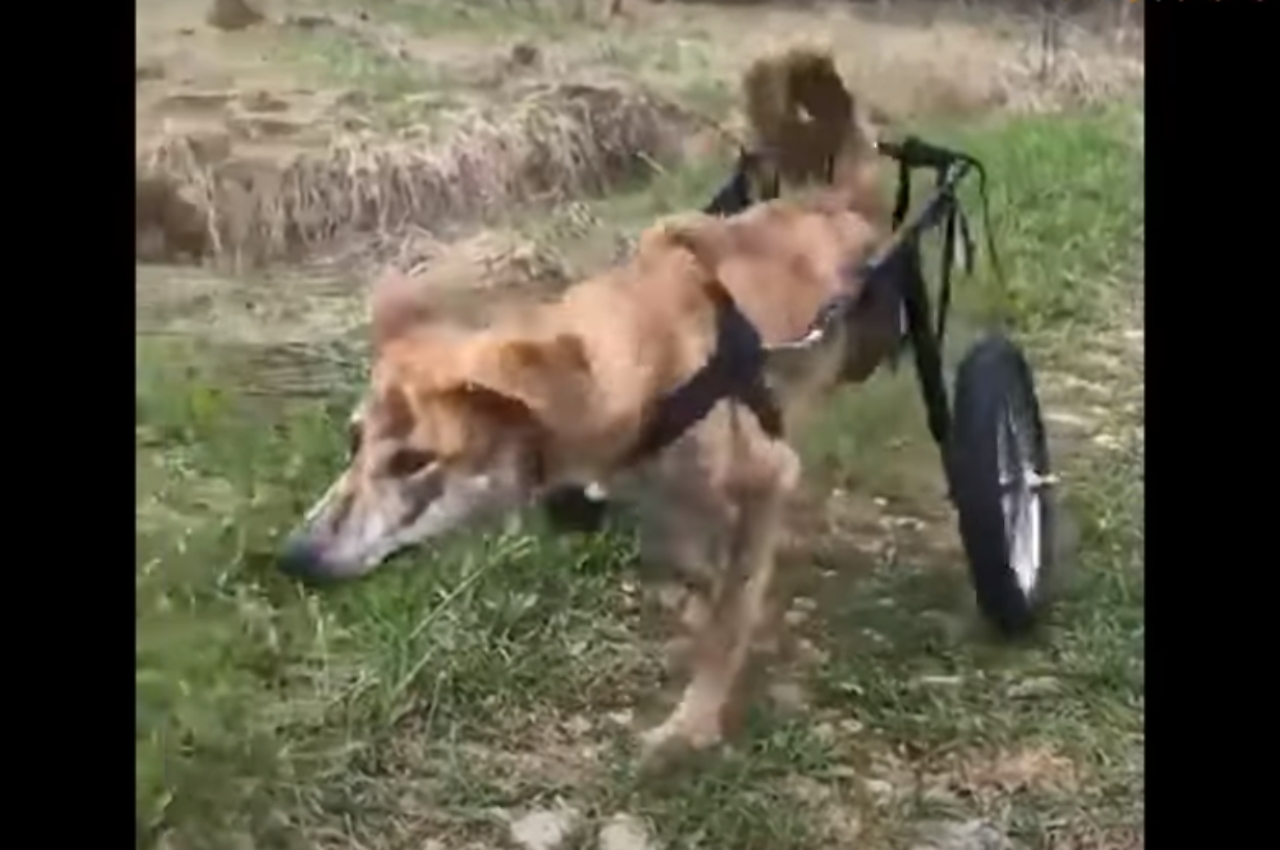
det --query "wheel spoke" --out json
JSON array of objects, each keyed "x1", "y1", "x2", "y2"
[
  {"x1": 999, "y1": 470, "x2": 1058, "y2": 493},
  {"x1": 995, "y1": 396, "x2": 1050, "y2": 598}
]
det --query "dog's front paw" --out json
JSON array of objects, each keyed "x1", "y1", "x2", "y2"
[{"x1": 637, "y1": 710, "x2": 724, "y2": 772}]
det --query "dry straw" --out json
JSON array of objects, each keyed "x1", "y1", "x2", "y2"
[{"x1": 136, "y1": 82, "x2": 693, "y2": 267}]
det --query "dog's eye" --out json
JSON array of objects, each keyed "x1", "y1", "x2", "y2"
[{"x1": 387, "y1": 448, "x2": 436, "y2": 477}]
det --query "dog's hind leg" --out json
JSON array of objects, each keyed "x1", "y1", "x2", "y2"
[
  {"x1": 640, "y1": 418, "x2": 801, "y2": 764},
  {"x1": 635, "y1": 438, "x2": 735, "y2": 635}
]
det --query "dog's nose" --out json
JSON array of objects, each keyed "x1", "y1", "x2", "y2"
[
  {"x1": 278, "y1": 533, "x2": 372, "y2": 584},
  {"x1": 277, "y1": 535, "x2": 328, "y2": 583}
]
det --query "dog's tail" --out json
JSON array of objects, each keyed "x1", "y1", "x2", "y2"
[{"x1": 741, "y1": 47, "x2": 883, "y2": 219}]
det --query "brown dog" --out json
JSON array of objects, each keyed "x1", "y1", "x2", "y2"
[{"x1": 280, "y1": 50, "x2": 905, "y2": 762}]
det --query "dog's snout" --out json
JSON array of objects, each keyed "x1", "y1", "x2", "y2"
[
  {"x1": 278, "y1": 534, "x2": 327, "y2": 583},
  {"x1": 277, "y1": 533, "x2": 365, "y2": 584}
]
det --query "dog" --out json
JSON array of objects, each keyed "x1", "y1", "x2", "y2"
[
  {"x1": 279, "y1": 49, "x2": 907, "y2": 764},
  {"x1": 541, "y1": 46, "x2": 890, "y2": 535}
]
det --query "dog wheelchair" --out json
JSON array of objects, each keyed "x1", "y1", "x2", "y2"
[{"x1": 548, "y1": 135, "x2": 1057, "y2": 637}]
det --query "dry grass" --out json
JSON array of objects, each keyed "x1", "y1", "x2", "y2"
[
  {"x1": 346, "y1": 227, "x2": 577, "y2": 324},
  {"x1": 809, "y1": 18, "x2": 1143, "y2": 121},
  {"x1": 136, "y1": 81, "x2": 695, "y2": 267},
  {"x1": 133, "y1": 3, "x2": 1142, "y2": 269},
  {"x1": 396, "y1": 229, "x2": 571, "y2": 292},
  {"x1": 568, "y1": 6, "x2": 1142, "y2": 125}
]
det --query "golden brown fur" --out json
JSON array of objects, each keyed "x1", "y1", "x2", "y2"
[
  {"x1": 282, "y1": 49, "x2": 903, "y2": 766},
  {"x1": 742, "y1": 47, "x2": 883, "y2": 205}
]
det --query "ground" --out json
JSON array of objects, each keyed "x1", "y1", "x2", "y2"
[{"x1": 135, "y1": 2, "x2": 1144, "y2": 849}]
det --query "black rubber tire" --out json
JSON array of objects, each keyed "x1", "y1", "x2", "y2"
[{"x1": 948, "y1": 333, "x2": 1055, "y2": 637}]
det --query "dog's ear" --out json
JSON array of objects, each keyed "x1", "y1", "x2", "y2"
[
  {"x1": 464, "y1": 333, "x2": 593, "y2": 434},
  {"x1": 370, "y1": 266, "x2": 436, "y2": 349}
]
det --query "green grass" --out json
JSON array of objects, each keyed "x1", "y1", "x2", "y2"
[
  {"x1": 358, "y1": 0, "x2": 599, "y2": 37},
  {"x1": 136, "y1": 102, "x2": 1143, "y2": 850},
  {"x1": 271, "y1": 24, "x2": 472, "y2": 132}
]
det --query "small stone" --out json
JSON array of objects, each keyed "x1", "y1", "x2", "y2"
[
  {"x1": 1044, "y1": 410, "x2": 1092, "y2": 430},
  {"x1": 1092, "y1": 432, "x2": 1122, "y2": 450},
  {"x1": 913, "y1": 819, "x2": 1014, "y2": 850},
  {"x1": 564, "y1": 714, "x2": 592, "y2": 737},
  {"x1": 783, "y1": 608, "x2": 809, "y2": 627},
  {"x1": 921, "y1": 785, "x2": 963, "y2": 807},
  {"x1": 285, "y1": 13, "x2": 335, "y2": 30},
  {"x1": 794, "y1": 637, "x2": 830, "y2": 666},
  {"x1": 837, "y1": 718, "x2": 865, "y2": 735},
  {"x1": 1008, "y1": 676, "x2": 1062, "y2": 699},
  {"x1": 206, "y1": 0, "x2": 264, "y2": 32},
  {"x1": 511, "y1": 42, "x2": 542, "y2": 68},
  {"x1": 862, "y1": 778, "x2": 894, "y2": 805},
  {"x1": 510, "y1": 805, "x2": 581, "y2": 850},
  {"x1": 136, "y1": 58, "x2": 166, "y2": 82},
  {"x1": 768, "y1": 680, "x2": 809, "y2": 713},
  {"x1": 598, "y1": 813, "x2": 656, "y2": 850},
  {"x1": 181, "y1": 127, "x2": 233, "y2": 165},
  {"x1": 887, "y1": 515, "x2": 926, "y2": 531},
  {"x1": 240, "y1": 90, "x2": 290, "y2": 113},
  {"x1": 861, "y1": 628, "x2": 889, "y2": 646},
  {"x1": 335, "y1": 89, "x2": 371, "y2": 109}
]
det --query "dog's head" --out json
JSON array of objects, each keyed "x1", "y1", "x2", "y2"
[{"x1": 279, "y1": 269, "x2": 592, "y2": 583}]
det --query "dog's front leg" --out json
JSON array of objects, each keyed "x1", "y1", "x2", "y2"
[{"x1": 640, "y1": 438, "x2": 800, "y2": 764}]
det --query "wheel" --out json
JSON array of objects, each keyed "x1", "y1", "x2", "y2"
[{"x1": 947, "y1": 333, "x2": 1055, "y2": 637}]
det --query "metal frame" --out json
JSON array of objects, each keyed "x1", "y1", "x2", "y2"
[
  {"x1": 539, "y1": 137, "x2": 993, "y2": 534},
  {"x1": 740, "y1": 136, "x2": 996, "y2": 458}
]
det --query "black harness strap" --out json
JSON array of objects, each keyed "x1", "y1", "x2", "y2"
[
  {"x1": 548, "y1": 137, "x2": 1014, "y2": 531},
  {"x1": 626, "y1": 284, "x2": 784, "y2": 465},
  {"x1": 886, "y1": 147, "x2": 990, "y2": 359},
  {"x1": 932, "y1": 160, "x2": 981, "y2": 355},
  {"x1": 608, "y1": 147, "x2": 788, "y2": 465},
  {"x1": 891, "y1": 156, "x2": 912, "y2": 231},
  {"x1": 544, "y1": 153, "x2": 788, "y2": 533},
  {"x1": 703, "y1": 159, "x2": 755, "y2": 216},
  {"x1": 881, "y1": 156, "x2": 914, "y2": 371},
  {"x1": 703, "y1": 148, "x2": 783, "y2": 216}
]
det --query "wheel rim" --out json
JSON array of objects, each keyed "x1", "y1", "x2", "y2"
[{"x1": 997, "y1": 400, "x2": 1049, "y2": 598}]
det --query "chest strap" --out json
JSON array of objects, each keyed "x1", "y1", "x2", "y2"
[{"x1": 625, "y1": 284, "x2": 784, "y2": 466}]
